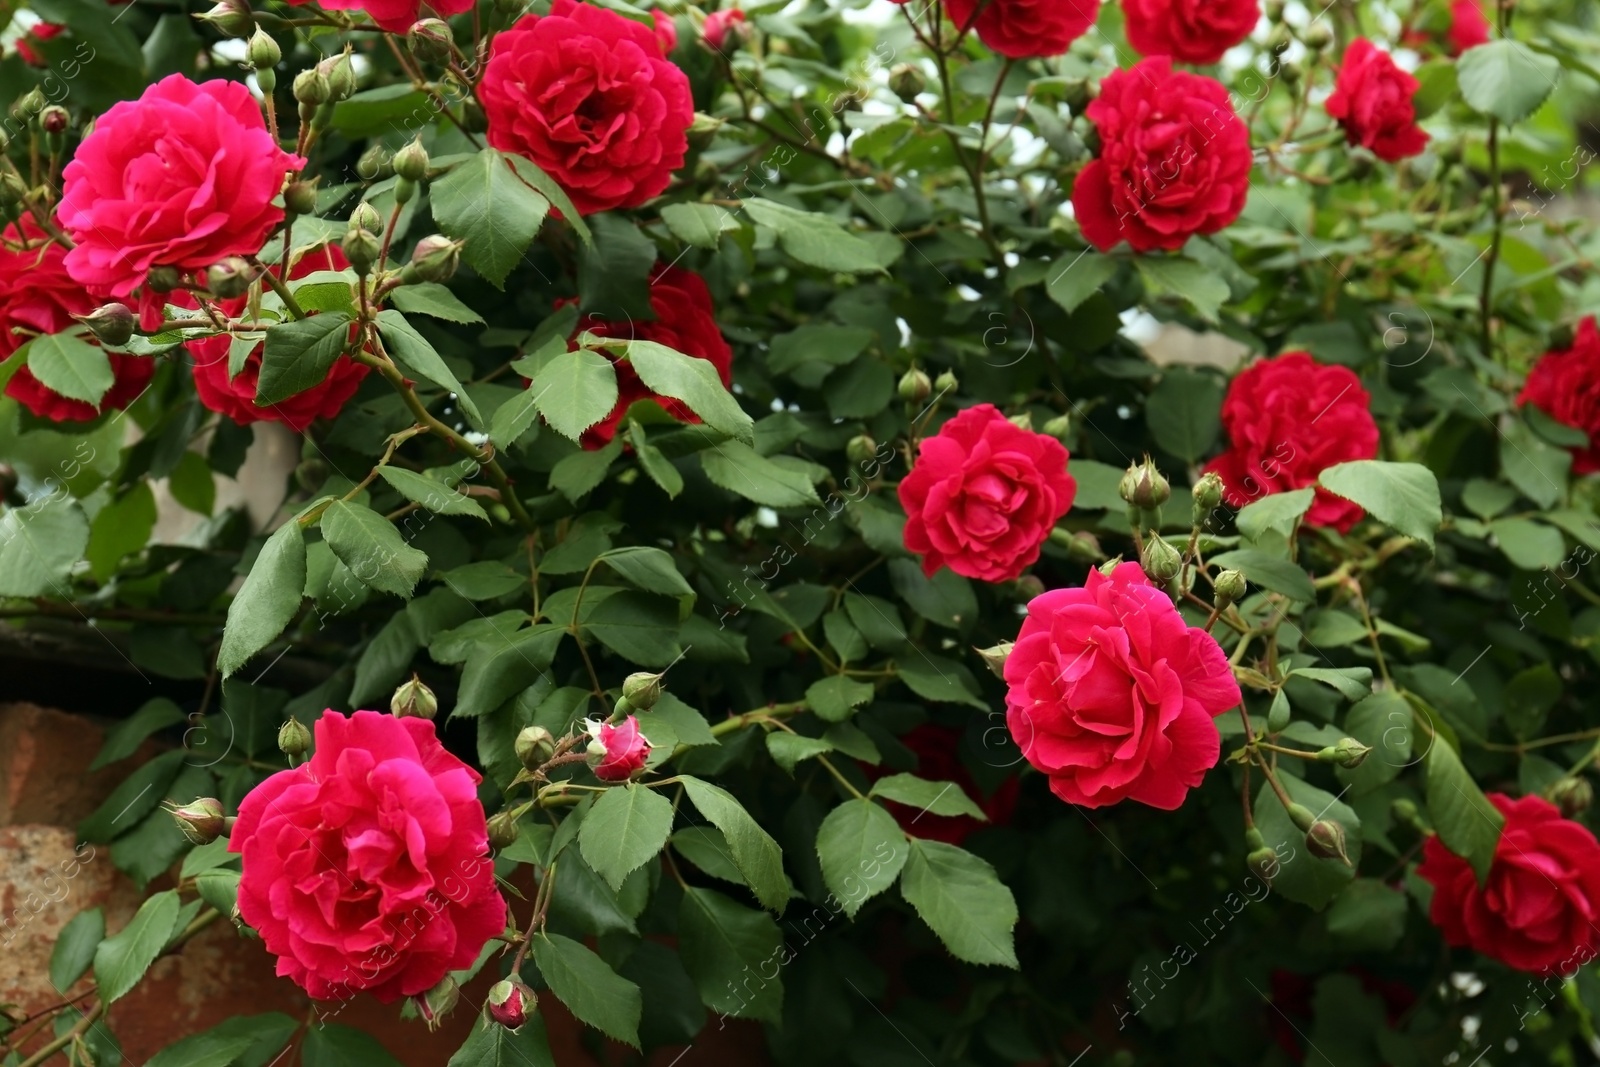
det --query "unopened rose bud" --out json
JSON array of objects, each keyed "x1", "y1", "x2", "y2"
[
  {"x1": 0, "y1": 172, "x2": 24, "y2": 209},
  {"x1": 897, "y1": 367, "x2": 931, "y2": 403},
  {"x1": 407, "y1": 18, "x2": 455, "y2": 63},
  {"x1": 278, "y1": 716, "x2": 311, "y2": 758},
  {"x1": 292, "y1": 68, "x2": 330, "y2": 106},
  {"x1": 1119, "y1": 457, "x2": 1170, "y2": 510},
  {"x1": 1213, "y1": 568, "x2": 1246, "y2": 609},
  {"x1": 357, "y1": 146, "x2": 392, "y2": 181},
  {"x1": 888, "y1": 63, "x2": 926, "y2": 103},
  {"x1": 1285, "y1": 802, "x2": 1316, "y2": 833},
  {"x1": 975, "y1": 641, "x2": 1013, "y2": 679},
  {"x1": 515, "y1": 725, "x2": 556, "y2": 770},
  {"x1": 391, "y1": 675, "x2": 438, "y2": 719},
  {"x1": 1551, "y1": 776, "x2": 1593, "y2": 818},
  {"x1": 1318, "y1": 737, "x2": 1371, "y2": 769},
  {"x1": 205, "y1": 256, "x2": 254, "y2": 299},
  {"x1": 701, "y1": 7, "x2": 746, "y2": 50},
  {"x1": 1245, "y1": 846, "x2": 1280, "y2": 886},
  {"x1": 1300, "y1": 20, "x2": 1332, "y2": 51},
  {"x1": 845, "y1": 434, "x2": 877, "y2": 466},
  {"x1": 76, "y1": 303, "x2": 135, "y2": 347},
  {"x1": 1063, "y1": 530, "x2": 1104, "y2": 564},
  {"x1": 319, "y1": 50, "x2": 357, "y2": 102},
  {"x1": 1266, "y1": 23, "x2": 1291, "y2": 52},
  {"x1": 415, "y1": 976, "x2": 459, "y2": 1031},
  {"x1": 1007, "y1": 412, "x2": 1033, "y2": 431},
  {"x1": 39, "y1": 105, "x2": 67, "y2": 134},
  {"x1": 1140, "y1": 534, "x2": 1182, "y2": 583},
  {"x1": 487, "y1": 977, "x2": 535, "y2": 1030},
  {"x1": 170, "y1": 797, "x2": 226, "y2": 845},
  {"x1": 933, "y1": 369, "x2": 958, "y2": 395},
  {"x1": 1347, "y1": 145, "x2": 1377, "y2": 181},
  {"x1": 146, "y1": 265, "x2": 183, "y2": 293},
  {"x1": 1013, "y1": 574, "x2": 1045, "y2": 600},
  {"x1": 402, "y1": 234, "x2": 461, "y2": 284},
  {"x1": 393, "y1": 139, "x2": 430, "y2": 183},
  {"x1": 1042, "y1": 413, "x2": 1071, "y2": 439},
  {"x1": 686, "y1": 111, "x2": 724, "y2": 150},
  {"x1": 622, "y1": 671, "x2": 663, "y2": 710},
  {"x1": 13, "y1": 88, "x2": 45, "y2": 124},
  {"x1": 459, "y1": 98, "x2": 488, "y2": 133},
  {"x1": 1390, "y1": 797, "x2": 1423, "y2": 831},
  {"x1": 1306, "y1": 819, "x2": 1352, "y2": 866},
  {"x1": 294, "y1": 458, "x2": 328, "y2": 493},
  {"x1": 486, "y1": 808, "x2": 520, "y2": 850},
  {"x1": 284, "y1": 180, "x2": 318, "y2": 217},
  {"x1": 1279, "y1": 60, "x2": 1302, "y2": 85},
  {"x1": 350, "y1": 201, "x2": 383, "y2": 234},
  {"x1": 1097, "y1": 557, "x2": 1123, "y2": 577},
  {"x1": 342, "y1": 225, "x2": 381, "y2": 276},
  {"x1": 1192, "y1": 471, "x2": 1224, "y2": 515},
  {"x1": 199, "y1": 0, "x2": 256, "y2": 37},
  {"x1": 587, "y1": 717, "x2": 651, "y2": 781},
  {"x1": 246, "y1": 26, "x2": 280, "y2": 69}
]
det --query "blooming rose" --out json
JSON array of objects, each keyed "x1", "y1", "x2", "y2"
[
  {"x1": 0, "y1": 221, "x2": 153, "y2": 422},
  {"x1": 16, "y1": 22, "x2": 64, "y2": 67},
  {"x1": 1418, "y1": 793, "x2": 1600, "y2": 975},
  {"x1": 479, "y1": 0, "x2": 693, "y2": 216},
  {"x1": 1072, "y1": 58, "x2": 1251, "y2": 253},
  {"x1": 1123, "y1": 0, "x2": 1259, "y2": 65},
  {"x1": 588, "y1": 717, "x2": 651, "y2": 781},
  {"x1": 897, "y1": 403, "x2": 1076, "y2": 583},
  {"x1": 185, "y1": 246, "x2": 370, "y2": 433},
  {"x1": 1404, "y1": 0, "x2": 1490, "y2": 56},
  {"x1": 945, "y1": 0, "x2": 1099, "y2": 57},
  {"x1": 230, "y1": 711, "x2": 506, "y2": 1002},
  {"x1": 1005, "y1": 562, "x2": 1240, "y2": 810},
  {"x1": 1518, "y1": 316, "x2": 1600, "y2": 474},
  {"x1": 1203, "y1": 351, "x2": 1378, "y2": 532},
  {"x1": 58, "y1": 75, "x2": 304, "y2": 317},
  {"x1": 867, "y1": 724, "x2": 1018, "y2": 846},
  {"x1": 542, "y1": 265, "x2": 733, "y2": 449},
  {"x1": 284, "y1": 0, "x2": 469, "y2": 31},
  {"x1": 1325, "y1": 39, "x2": 1429, "y2": 163}
]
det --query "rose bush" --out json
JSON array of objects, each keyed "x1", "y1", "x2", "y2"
[{"x1": 2, "y1": 0, "x2": 1599, "y2": 1063}]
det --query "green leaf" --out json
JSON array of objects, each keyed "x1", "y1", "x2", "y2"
[
  {"x1": 805, "y1": 675, "x2": 875, "y2": 722},
  {"x1": 1425, "y1": 737, "x2": 1503, "y2": 883},
  {"x1": 1456, "y1": 39, "x2": 1560, "y2": 124},
  {"x1": 671, "y1": 826, "x2": 749, "y2": 885},
  {"x1": 701, "y1": 440, "x2": 822, "y2": 507},
  {"x1": 627, "y1": 420, "x2": 683, "y2": 498},
  {"x1": 1236, "y1": 488, "x2": 1316, "y2": 542},
  {"x1": 680, "y1": 776, "x2": 789, "y2": 911},
  {"x1": 431, "y1": 149, "x2": 551, "y2": 288},
  {"x1": 375, "y1": 310, "x2": 485, "y2": 430},
  {"x1": 1336, "y1": 691, "x2": 1414, "y2": 793},
  {"x1": 766, "y1": 732, "x2": 834, "y2": 774},
  {"x1": 597, "y1": 546, "x2": 695, "y2": 601},
  {"x1": 678, "y1": 886, "x2": 785, "y2": 1022},
  {"x1": 583, "y1": 591, "x2": 683, "y2": 666},
  {"x1": 169, "y1": 450, "x2": 217, "y2": 516},
  {"x1": 85, "y1": 483, "x2": 156, "y2": 581},
  {"x1": 507, "y1": 155, "x2": 589, "y2": 244},
  {"x1": 1489, "y1": 517, "x2": 1566, "y2": 570},
  {"x1": 1504, "y1": 662, "x2": 1561, "y2": 741},
  {"x1": 304, "y1": 1026, "x2": 405, "y2": 1067},
  {"x1": 1253, "y1": 774, "x2": 1362, "y2": 910},
  {"x1": 445, "y1": 1015, "x2": 555, "y2": 1067},
  {"x1": 1411, "y1": 58, "x2": 1459, "y2": 119},
  {"x1": 1045, "y1": 250, "x2": 1118, "y2": 314},
  {"x1": 897, "y1": 653, "x2": 988, "y2": 709},
  {"x1": 816, "y1": 800, "x2": 909, "y2": 918},
  {"x1": 529, "y1": 348, "x2": 619, "y2": 442},
  {"x1": 455, "y1": 624, "x2": 563, "y2": 717},
  {"x1": 1208, "y1": 549, "x2": 1315, "y2": 603},
  {"x1": 50, "y1": 908, "x2": 104, "y2": 991},
  {"x1": 661, "y1": 202, "x2": 737, "y2": 249},
  {"x1": 618, "y1": 339, "x2": 753, "y2": 444},
  {"x1": 888, "y1": 559, "x2": 977, "y2": 630},
  {"x1": 550, "y1": 436, "x2": 624, "y2": 501},
  {"x1": 899, "y1": 839, "x2": 1018, "y2": 967},
  {"x1": 0, "y1": 496, "x2": 90, "y2": 597},
  {"x1": 743, "y1": 198, "x2": 881, "y2": 273},
  {"x1": 320, "y1": 500, "x2": 428, "y2": 599},
  {"x1": 94, "y1": 890, "x2": 181, "y2": 1003},
  {"x1": 532, "y1": 933, "x2": 642, "y2": 1048},
  {"x1": 218, "y1": 520, "x2": 306, "y2": 678},
  {"x1": 1288, "y1": 667, "x2": 1373, "y2": 701},
  {"x1": 144, "y1": 1014, "x2": 297, "y2": 1067},
  {"x1": 1146, "y1": 367, "x2": 1225, "y2": 461},
  {"x1": 79, "y1": 750, "x2": 184, "y2": 843},
  {"x1": 1325, "y1": 879, "x2": 1408, "y2": 952},
  {"x1": 1319, "y1": 461, "x2": 1442, "y2": 548},
  {"x1": 389, "y1": 282, "x2": 485, "y2": 325},
  {"x1": 872, "y1": 773, "x2": 987, "y2": 820},
  {"x1": 255, "y1": 312, "x2": 353, "y2": 406},
  {"x1": 648, "y1": 692, "x2": 717, "y2": 748},
  {"x1": 376, "y1": 466, "x2": 488, "y2": 521},
  {"x1": 25, "y1": 331, "x2": 114, "y2": 405},
  {"x1": 1501, "y1": 415, "x2": 1570, "y2": 509},
  {"x1": 579, "y1": 784, "x2": 675, "y2": 891},
  {"x1": 490, "y1": 378, "x2": 548, "y2": 450},
  {"x1": 93, "y1": 699, "x2": 187, "y2": 773},
  {"x1": 1136, "y1": 257, "x2": 1230, "y2": 324}
]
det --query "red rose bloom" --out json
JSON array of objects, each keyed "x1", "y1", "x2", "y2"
[
  {"x1": 588, "y1": 717, "x2": 651, "y2": 781},
  {"x1": 1325, "y1": 39, "x2": 1429, "y2": 163},
  {"x1": 1072, "y1": 58, "x2": 1251, "y2": 253},
  {"x1": 283, "y1": 0, "x2": 469, "y2": 31},
  {"x1": 230, "y1": 711, "x2": 506, "y2": 1002},
  {"x1": 1518, "y1": 316, "x2": 1600, "y2": 474},
  {"x1": 1418, "y1": 793, "x2": 1600, "y2": 976},
  {"x1": 185, "y1": 246, "x2": 370, "y2": 433},
  {"x1": 58, "y1": 75, "x2": 304, "y2": 314},
  {"x1": 1203, "y1": 351, "x2": 1378, "y2": 532},
  {"x1": 1004, "y1": 562, "x2": 1240, "y2": 810},
  {"x1": 702, "y1": 8, "x2": 746, "y2": 49},
  {"x1": 0, "y1": 221, "x2": 153, "y2": 422},
  {"x1": 651, "y1": 9, "x2": 679, "y2": 52},
  {"x1": 542, "y1": 265, "x2": 733, "y2": 449},
  {"x1": 16, "y1": 22, "x2": 64, "y2": 67},
  {"x1": 1445, "y1": 0, "x2": 1492, "y2": 53},
  {"x1": 1123, "y1": 0, "x2": 1259, "y2": 65},
  {"x1": 868, "y1": 724, "x2": 1018, "y2": 846},
  {"x1": 945, "y1": 0, "x2": 1099, "y2": 58},
  {"x1": 479, "y1": 0, "x2": 693, "y2": 216},
  {"x1": 897, "y1": 403, "x2": 1076, "y2": 584}
]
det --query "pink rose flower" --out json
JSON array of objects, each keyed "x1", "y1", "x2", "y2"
[
  {"x1": 59, "y1": 74, "x2": 304, "y2": 313},
  {"x1": 588, "y1": 717, "x2": 651, "y2": 781},
  {"x1": 230, "y1": 711, "x2": 506, "y2": 1003},
  {"x1": 284, "y1": 0, "x2": 471, "y2": 33},
  {"x1": 1004, "y1": 562, "x2": 1241, "y2": 810},
  {"x1": 703, "y1": 8, "x2": 745, "y2": 49}
]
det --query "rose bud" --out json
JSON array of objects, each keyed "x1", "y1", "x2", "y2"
[
  {"x1": 40, "y1": 105, "x2": 68, "y2": 134},
  {"x1": 1139, "y1": 533, "x2": 1182, "y2": 584},
  {"x1": 393, "y1": 139, "x2": 430, "y2": 183},
  {"x1": 319, "y1": 49, "x2": 357, "y2": 102},
  {"x1": 170, "y1": 797, "x2": 226, "y2": 845},
  {"x1": 486, "y1": 809, "x2": 520, "y2": 850},
  {"x1": 1245, "y1": 845, "x2": 1280, "y2": 886},
  {"x1": 278, "y1": 716, "x2": 311, "y2": 759},
  {"x1": 702, "y1": 7, "x2": 746, "y2": 50},
  {"x1": 75, "y1": 303, "x2": 136, "y2": 347},
  {"x1": 200, "y1": 0, "x2": 257, "y2": 39},
  {"x1": 356, "y1": 146, "x2": 392, "y2": 181},
  {"x1": 1551, "y1": 776, "x2": 1593, "y2": 818},
  {"x1": 934, "y1": 369, "x2": 959, "y2": 394},
  {"x1": 1212, "y1": 568, "x2": 1247, "y2": 609},
  {"x1": 342, "y1": 225, "x2": 381, "y2": 276},
  {"x1": 292, "y1": 68, "x2": 330, "y2": 106},
  {"x1": 205, "y1": 256, "x2": 254, "y2": 299},
  {"x1": 408, "y1": 18, "x2": 456, "y2": 63},
  {"x1": 686, "y1": 111, "x2": 724, "y2": 150},
  {"x1": 1063, "y1": 530, "x2": 1104, "y2": 564},
  {"x1": 283, "y1": 179, "x2": 318, "y2": 217},
  {"x1": 1042, "y1": 413, "x2": 1072, "y2": 440},
  {"x1": 487, "y1": 977, "x2": 535, "y2": 1030},
  {"x1": 1191, "y1": 471, "x2": 1224, "y2": 515},
  {"x1": 515, "y1": 725, "x2": 556, "y2": 770},
  {"x1": 846, "y1": 434, "x2": 877, "y2": 466},
  {"x1": 975, "y1": 640, "x2": 1013, "y2": 679},
  {"x1": 245, "y1": 27, "x2": 280, "y2": 69},
  {"x1": 402, "y1": 235, "x2": 461, "y2": 284},
  {"x1": 1306, "y1": 819, "x2": 1352, "y2": 866},
  {"x1": 897, "y1": 367, "x2": 931, "y2": 403},
  {"x1": 1119, "y1": 457, "x2": 1170, "y2": 510},
  {"x1": 390, "y1": 675, "x2": 438, "y2": 720},
  {"x1": 621, "y1": 671, "x2": 663, "y2": 711},
  {"x1": 586, "y1": 717, "x2": 651, "y2": 782},
  {"x1": 414, "y1": 975, "x2": 460, "y2": 1032},
  {"x1": 146, "y1": 265, "x2": 183, "y2": 293},
  {"x1": 1007, "y1": 411, "x2": 1033, "y2": 431},
  {"x1": 1013, "y1": 573, "x2": 1046, "y2": 599},
  {"x1": 349, "y1": 200, "x2": 383, "y2": 234},
  {"x1": 1317, "y1": 737, "x2": 1372, "y2": 769},
  {"x1": 888, "y1": 63, "x2": 926, "y2": 103}
]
